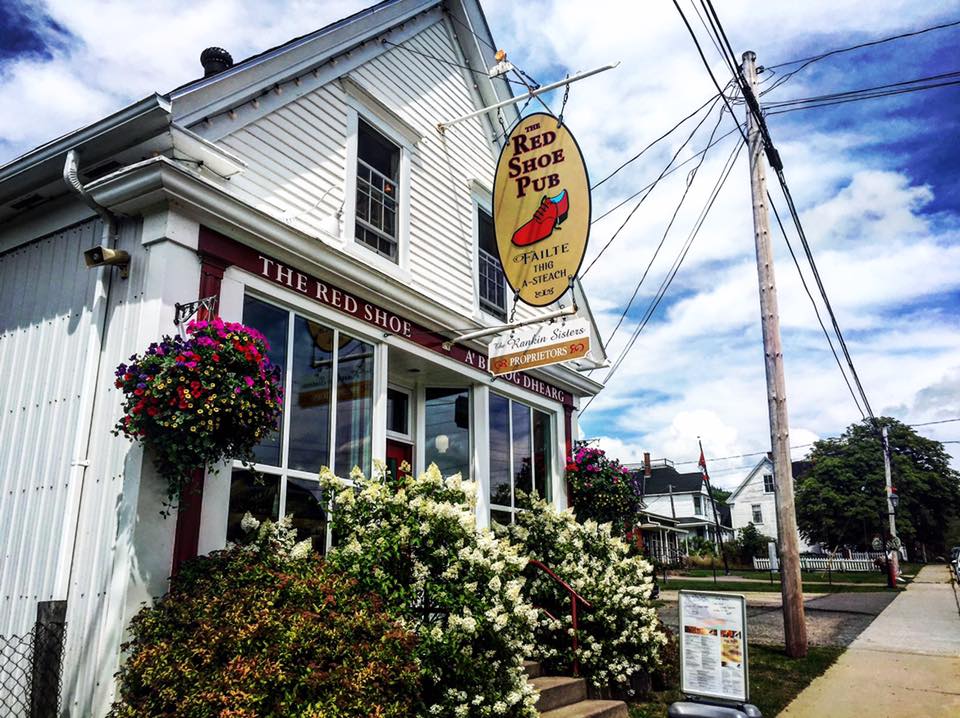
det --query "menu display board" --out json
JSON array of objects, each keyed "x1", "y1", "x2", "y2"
[{"x1": 678, "y1": 590, "x2": 749, "y2": 702}]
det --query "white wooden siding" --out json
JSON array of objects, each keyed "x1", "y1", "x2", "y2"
[{"x1": 212, "y1": 19, "x2": 549, "y2": 327}]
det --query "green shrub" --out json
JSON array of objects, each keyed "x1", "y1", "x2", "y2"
[
  {"x1": 110, "y1": 516, "x2": 420, "y2": 718},
  {"x1": 501, "y1": 496, "x2": 668, "y2": 694},
  {"x1": 320, "y1": 464, "x2": 539, "y2": 718}
]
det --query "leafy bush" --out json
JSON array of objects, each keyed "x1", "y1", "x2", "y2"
[
  {"x1": 565, "y1": 446, "x2": 644, "y2": 533},
  {"x1": 110, "y1": 516, "x2": 420, "y2": 718},
  {"x1": 735, "y1": 523, "x2": 773, "y2": 563},
  {"x1": 501, "y1": 495, "x2": 668, "y2": 694},
  {"x1": 686, "y1": 536, "x2": 717, "y2": 557},
  {"x1": 320, "y1": 464, "x2": 539, "y2": 718},
  {"x1": 113, "y1": 317, "x2": 283, "y2": 505}
]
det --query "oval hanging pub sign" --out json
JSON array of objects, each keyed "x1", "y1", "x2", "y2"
[{"x1": 493, "y1": 112, "x2": 591, "y2": 307}]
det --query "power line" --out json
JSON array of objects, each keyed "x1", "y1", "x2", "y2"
[
  {"x1": 603, "y1": 101, "x2": 728, "y2": 350},
  {"x1": 767, "y1": 190, "x2": 866, "y2": 420},
  {"x1": 580, "y1": 93, "x2": 726, "y2": 279},
  {"x1": 381, "y1": 40, "x2": 525, "y2": 85},
  {"x1": 767, "y1": 18, "x2": 960, "y2": 70},
  {"x1": 591, "y1": 124, "x2": 743, "y2": 225},
  {"x1": 765, "y1": 78, "x2": 960, "y2": 115},
  {"x1": 580, "y1": 137, "x2": 745, "y2": 416},
  {"x1": 910, "y1": 418, "x2": 960, "y2": 428},
  {"x1": 764, "y1": 69, "x2": 960, "y2": 108},
  {"x1": 591, "y1": 92, "x2": 720, "y2": 190}
]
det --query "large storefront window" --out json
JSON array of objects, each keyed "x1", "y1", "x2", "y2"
[
  {"x1": 227, "y1": 294, "x2": 374, "y2": 551},
  {"x1": 424, "y1": 388, "x2": 471, "y2": 479},
  {"x1": 489, "y1": 393, "x2": 553, "y2": 525}
]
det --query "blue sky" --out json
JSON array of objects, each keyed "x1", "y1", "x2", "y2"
[{"x1": 1, "y1": 0, "x2": 958, "y2": 484}]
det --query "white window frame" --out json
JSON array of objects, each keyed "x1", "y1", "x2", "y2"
[
  {"x1": 693, "y1": 495, "x2": 702, "y2": 515},
  {"x1": 487, "y1": 392, "x2": 555, "y2": 525},
  {"x1": 386, "y1": 384, "x2": 414, "y2": 443},
  {"x1": 470, "y1": 183, "x2": 508, "y2": 323},
  {"x1": 763, "y1": 474, "x2": 775, "y2": 493},
  {"x1": 343, "y1": 106, "x2": 412, "y2": 278},
  {"x1": 752, "y1": 504, "x2": 764, "y2": 524}
]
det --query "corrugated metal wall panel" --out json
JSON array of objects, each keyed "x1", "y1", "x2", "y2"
[
  {"x1": 0, "y1": 219, "x2": 102, "y2": 636},
  {"x1": 57, "y1": 217, "x2": 153, "y2": 717},
  {"x1": 214, "y1": 20, "x2": 549, "y2": 325}
]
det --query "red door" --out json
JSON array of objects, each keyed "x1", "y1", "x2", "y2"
[{"x1": 386, "y1": 439, "x2": 413, "y2": 481}]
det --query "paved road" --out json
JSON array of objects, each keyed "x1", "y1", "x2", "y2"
[{"x1": 780, "y1": 564, "x2": 960, "y2": 717}]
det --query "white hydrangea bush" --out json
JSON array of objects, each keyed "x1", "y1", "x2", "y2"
[
  {"x1": 501, "y1": 495, "x2": 669, "y2": 693},
  {"x1": 320, "y1": 463, "x2": 539, "y2": 718}
]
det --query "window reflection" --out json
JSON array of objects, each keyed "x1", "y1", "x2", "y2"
[
  {"x1": 488, "y1": 394, "x2": 553, "y2": 523},
  {"x1": 243, "y1": 297, "x2": 289, "y2": 466},
  {"x1": 512, "y1": 401, "x2": 532, "y2": 496},
  {"x1": 226, "y1": 470, "x2": 280, "y2": 543},
  {"x1": 285, "y1": 478, "x2": 328, "y2": 554},
  {"x1": 335, "y1": 337, "x2": 374, "y2": 475},
  {"x1": 424, "y1": 388, "x2": 470, "y2": 478},
  {"x1": 489, "y1": 394, "x2": 511, "y2": 507},
  {"x1": 289, "y1": 317, "x2": 333, "y2": 472}
]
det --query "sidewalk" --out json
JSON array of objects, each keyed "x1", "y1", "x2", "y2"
[{"x1": 780, "y1": 564, "x2": 960, "y2": 718}]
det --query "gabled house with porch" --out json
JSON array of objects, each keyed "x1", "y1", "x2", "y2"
[
  {"x1": 630, "y1": 454, "x2": 733, "y2": 553},
  {"x1": 0, "y1": 1, "x2": 609, "y2": 713}
]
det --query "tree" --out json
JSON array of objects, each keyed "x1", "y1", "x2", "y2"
[
  {"x1": 710, "y1": 487, "x2": 732, "y2": 505},
  {"x1": 795, "y1": 417, "x2": 960, "y2": 554}
]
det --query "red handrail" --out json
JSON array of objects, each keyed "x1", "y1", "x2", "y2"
[{"x1": 527, "y1": 559, "x2": 592, "y2": 677}]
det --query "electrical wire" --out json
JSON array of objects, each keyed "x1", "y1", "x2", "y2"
[
  {"x1": 764, "y1": 69, "x2": 960, "y2": 108},
  {"x1": 765, "y1": 78, "x2": 960, "y2": 115},
  {"x1": 580, "y1": 137, "x2": 745, "y2": 416},
  {"x1": 580, "y1": 93, "x2": 726, "y2": 279},
  {"x1": 768, "y1": 190, "x2": 866, "y2": 419},
  {"x1": 381, "y1": 39, "x2": 525, "y2": 84},
  {"x1": 910, "y1": 418, "x2": 960, "y2": 428},
  {"x1": 767, "y1": 20, "x2": 960, "y2": 76},
  {"x1": 603, "y1": 100, "x2": 728, "y2": 350},
  {"x1": 591, "y1": 92, "x2": 721, "y2": 190},
  {"x1": 591, "y1": 124, "x2": 744, "y2": 225}
]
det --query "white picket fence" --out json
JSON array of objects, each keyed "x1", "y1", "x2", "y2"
[{"x1": 753, "y1": 556, "x2": 878, "y2": 572}]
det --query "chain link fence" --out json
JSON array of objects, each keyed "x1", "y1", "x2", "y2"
[{"x1": 0, "y1": 602, "x2": 66, "y2": 718}]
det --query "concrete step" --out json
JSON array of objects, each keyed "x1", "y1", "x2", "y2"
[
  {"x1": 532, "y1": 676, "x2": 587, "y2": 712},
  {"x1": 524, "y1": 660, "x2": 543, "y2": 679},
  {"x1": 539, "y1": 698, "x2": 629, "y2": 718}
]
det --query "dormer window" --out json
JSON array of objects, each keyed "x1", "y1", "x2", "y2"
[{"x1": 355, "y1": 119, "x2": 400, "y2": 262}]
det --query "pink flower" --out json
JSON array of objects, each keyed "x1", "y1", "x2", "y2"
[{"x1": 243, "y1": 376, "x2": 255, "y2": 387}]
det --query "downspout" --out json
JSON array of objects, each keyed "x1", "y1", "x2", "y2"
[{"x1": 60, "y1": 149, "x2": 120, "y2": 648}]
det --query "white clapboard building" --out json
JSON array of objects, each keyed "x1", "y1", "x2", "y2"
[
  {"x1": 727, "y1": 455, "x2": 822, "y2": 553},
  {"x1": 0, "y1": 1, "x2": 608, "y2": 713}
]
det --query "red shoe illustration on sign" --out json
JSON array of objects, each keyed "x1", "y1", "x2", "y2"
[{"x1": 511, "y1": 189, "x2": 569, "y2": 247}]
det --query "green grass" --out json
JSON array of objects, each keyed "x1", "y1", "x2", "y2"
[
  {"x1": 628, "y1": 644, "x2": 844, "y2": 718},
  {"x1": 661, "y1": 579, "x2": 899, "y2": 593},
  {"x1": 675, "y1": 568, "x2": 904, "y2": 584}
]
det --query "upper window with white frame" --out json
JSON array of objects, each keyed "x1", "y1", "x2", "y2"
[
  {"x1": 751, "y1": 504, "x2": 764, "y2": 524},
  {"x1": 763, "y1": 474, "x2": 775, "y2": 493},
  {"x1": 477, "y1": 207, "x2": 507, "y2": 319},
  {"x1": 355, "y1": 119, "x2": 400, "y2": 262}
]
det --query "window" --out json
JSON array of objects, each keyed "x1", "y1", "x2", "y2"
[
  {"x1": 693, "y1": 495, "x2": 702, "y2": 515},
  {"x1": 227, "y1": 294, "x2": 375, "y2": 552},
  {"x1": 752, "y1": 504, "x2": 763, "y2": 524},
  {"x1": 355, "y1": 119, "x2": 400, "y2": 261},
  {"x1": 386, "y1": 386, "x2": 411, "y2": 438},
  {"x1": 763, "y1": 474, "x2": 775, "y2": 493},
  {"x1": 489, "y1": 394, "x2": 553, "y2": 525},
  {"x1": 477, "y1": 208, "x2": 506, "y2": 319},
  {"x1": 424, "y1": 388, "x2": 471, "y2": 479}
]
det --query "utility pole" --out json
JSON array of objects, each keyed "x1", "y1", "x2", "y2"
[
  {"x1": 743, "y1": 50, "x2": 808, "y2": 657},
  {"x1": 882, "y1": 425, "x2": 900, "y2": 582}
]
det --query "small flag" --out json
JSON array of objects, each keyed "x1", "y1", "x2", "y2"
[{"x1": 698, "y1": 441, "x2": 709, "y2": 483}]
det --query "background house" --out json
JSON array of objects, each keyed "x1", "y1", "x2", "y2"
[
  {"x1": 630, "y1": 453, "x2": 734, "y2": 552},
  {"x1": 727, "y1": 455, "x2": 822, "y2": 553}
]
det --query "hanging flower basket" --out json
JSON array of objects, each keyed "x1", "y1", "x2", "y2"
[
  {"x1": 565, "y1": 446, "x2": 644, "y2": 534},
  {"x1": 113, "y1": 317, "x2": 283, "y2": 506}
]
